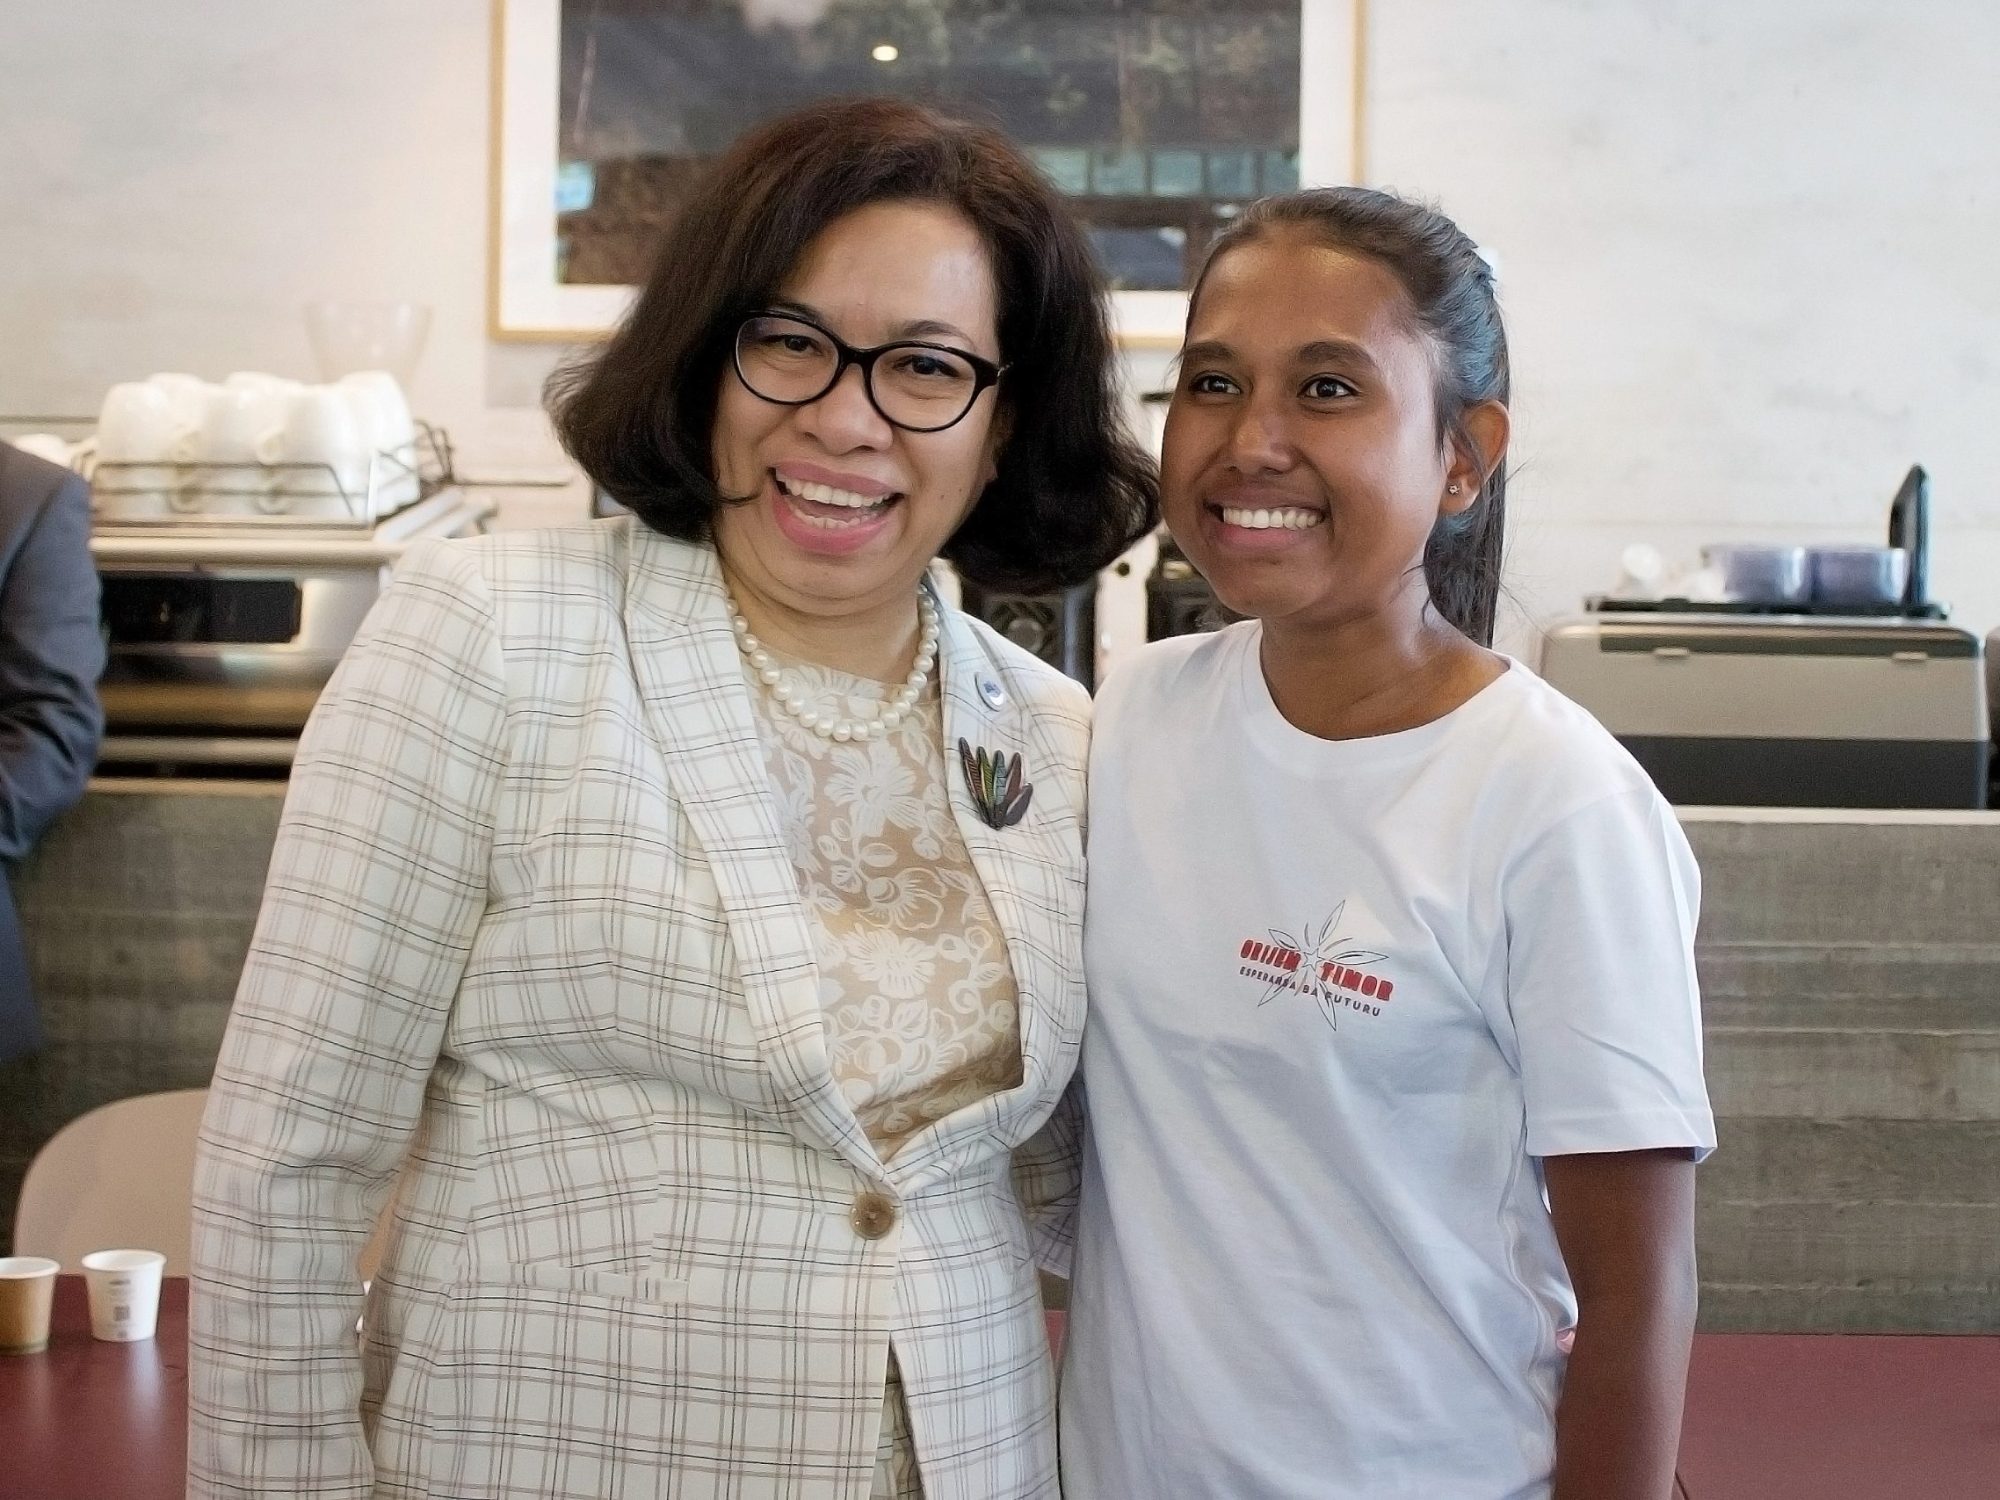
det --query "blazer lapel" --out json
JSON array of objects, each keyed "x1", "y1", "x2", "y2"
[
  {"x1": 891, "y1": 604, "x2": 1080, "y2": 1189},
  {"x1": 617, "y1": 524, "x2": 881, "y2": 1174}
]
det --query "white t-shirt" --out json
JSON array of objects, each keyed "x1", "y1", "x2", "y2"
[{"x1": 1060, "y1": 623, "x2": 1716, "y2": 1500}]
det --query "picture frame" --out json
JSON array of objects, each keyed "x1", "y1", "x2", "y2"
[{"x1": 489, "y1": 0, "x2": 1365, "y2": 343}]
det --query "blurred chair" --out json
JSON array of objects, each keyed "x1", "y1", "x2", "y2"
[
  {"x1": 14, "y1": 1088, "x2": 208, "y2": 1274},
  {"x1": 14, "y1": 1088, "x2": 391, "y2": 1280}
]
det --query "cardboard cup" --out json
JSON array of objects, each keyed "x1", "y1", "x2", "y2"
[
  {"x1": 80, "y1": 1249, "x2": 166, "y2": 1343},
  {"x1": 0, "y1": 1256, "x2": 60, "y2": 1354}
]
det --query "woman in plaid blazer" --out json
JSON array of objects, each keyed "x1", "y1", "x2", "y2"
[{"x1": 189, "y1": 100, "x2": 1154, "y2": 1500}]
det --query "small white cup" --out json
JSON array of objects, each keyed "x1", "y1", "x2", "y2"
[
  {"x1": 97, "y1": 381, "x2": 200, "y2": 515},
  {"x1": 338, "y1": 370, "x2": 411, "y2": 440},
  {"x1": 194, "y1": 384, "x2": 288, "y2": 510},
  {"x1": 147, "y1": 372, "x2": 212, "y2": 427},
  {"x1": 80, "y1": 1248, "x2": 166, "y2": 1343},
  {"x1": 339, "y1": 371, "x2": 419, "y2": 508},
  {"x1": 98, "y1": 380, "x2": 179, "y2": 459},
  {"x1": 276, "y1": 385, "x2": 364, "y2": 515}
]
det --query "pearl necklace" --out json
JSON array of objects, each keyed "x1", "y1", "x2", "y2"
[{"x1": 729, "y1": 587, "x2": 941, "y2": 742}]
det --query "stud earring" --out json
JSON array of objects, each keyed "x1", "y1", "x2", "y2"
[{"x1": 1447, "y1": 483, "x2": 1462, "y2": 495}]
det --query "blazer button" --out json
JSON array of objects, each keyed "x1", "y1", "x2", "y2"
[{"x1": 850, "y1": 1191, "x2": 898, "y2": 1240}]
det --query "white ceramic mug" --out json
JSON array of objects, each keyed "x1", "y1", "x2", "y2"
[
  {"x1": 339, "y1": 371, "x2": 419, "y2": 508},
  {"x1": 96, "y1": 381, "x2": 199, "y2": 515},
  {"x1": 194, "y1": 383, "x2": 288, "y2": 511},
  {"x1": 147, "y1": 372, "x2": 212, "y2": 428},
  {"x1": 276, "y1": 385, "x2": 364, "y2": 515},
  {"x1": 79, "y1": 1249, "x2": 165, "y2": 1343}
]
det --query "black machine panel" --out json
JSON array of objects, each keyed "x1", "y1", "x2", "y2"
[
  {"x1": 1621, "y1": 736, "x2": 1987, "y2": 811},
  {"x1": 1146, "y1": 538, "x2": 1228, "y2": 641},
  {"x1": 100, "y1": 574, "x2": 304, "y2": 646},
  {"x1": 957, "y1": 581, "x2": 1097, "y2": 689}
]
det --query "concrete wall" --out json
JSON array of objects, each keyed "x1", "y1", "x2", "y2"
[
  {"x1": 1684, "y1": 811, "x2": 2000, "y2": 1331},
  {"x1": 3, "y1": 2, "x2": 1997, "y2": 642}
]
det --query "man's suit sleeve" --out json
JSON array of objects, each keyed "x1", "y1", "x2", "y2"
[{"x1": 0, "y1": 468, "x2": 103, "y2": 860}]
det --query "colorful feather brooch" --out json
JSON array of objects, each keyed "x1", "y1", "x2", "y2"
[{"x1": 958, "y1": 738, "x2": 1034, "y2": 830}]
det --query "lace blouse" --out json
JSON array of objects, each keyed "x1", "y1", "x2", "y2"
[
  {"x1": 739, "y1": 646, "x2": 1024, "y2": 1157},
  {"x1": 741, "y1": 643, "x2": 1026, "y2": 1497}
]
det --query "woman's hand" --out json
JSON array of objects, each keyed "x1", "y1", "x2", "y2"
[{"x1": 1545, "y1": 1147, "x2": 1700, "y2": 1500}]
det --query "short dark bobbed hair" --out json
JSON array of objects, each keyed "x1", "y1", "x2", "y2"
[
  {"x1": 548, "y1": 97, "x2": 1157, "y2": 593},
  {"x1": 1191, "y1": 188, "x2": 1511, "y2": 647}
]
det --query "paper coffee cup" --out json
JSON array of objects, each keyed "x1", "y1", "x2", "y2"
[
  {"x1": 0, "y1": 1256, "x2": 60, "y2": 1354},
  {"x1": 80, "y1": 1249, "x2": 166, "y2": 1343}
]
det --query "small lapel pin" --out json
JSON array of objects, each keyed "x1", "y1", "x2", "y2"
[
  {"x1": 958, "y1": 737, "x2": 1034, "y2": 830},
  {"x1": 977, "y1": 673, "x2": 1008, "y2": 710}
]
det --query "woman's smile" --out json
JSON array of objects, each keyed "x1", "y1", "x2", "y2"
[
  {"x1": 766, "y1": 459, "x2": 905, "y2": 555},
  {"x1": 1201, "y1": 484, "x2": 1329, "y2": 552}
]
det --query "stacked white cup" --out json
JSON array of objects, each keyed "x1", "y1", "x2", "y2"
[
  {"x1": 196, "y1": 375, "x2": 294, "y2": 511},
  {"x1": 94, "y1": 382, "x2": 202, "y2": 516},
  {"x1": 279, "y1": 386, "x2": 365, "y2": 513},
  {"x1": 92, "y1": 370, "x2": 417, "y2": 520},
  {"x1": 338, "y1": 371, "x2": 419, "y2": 511}
]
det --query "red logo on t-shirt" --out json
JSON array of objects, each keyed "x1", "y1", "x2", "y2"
[{"x1": 1237, "y1": 903, "x2": 1395, "y2": 1029}]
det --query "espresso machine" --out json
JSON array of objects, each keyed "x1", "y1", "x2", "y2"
[
  {"x1": 1540, "y1": 467, "x2": 1989, "y2": 809},
  {"x1": 90, "y1": 424, "x2": 492, "y2": 770}
]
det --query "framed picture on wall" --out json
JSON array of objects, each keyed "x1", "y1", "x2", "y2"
[{"x1": 491, "y1": 0, "x2": 1363, "y2": 342}]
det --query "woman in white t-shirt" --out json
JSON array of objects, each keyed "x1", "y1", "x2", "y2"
[{"x1": 1060, "y1": 188, "x2": 1716, "y2": 1500}]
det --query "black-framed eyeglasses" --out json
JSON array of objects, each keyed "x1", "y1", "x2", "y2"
[{"x1": 731, "y1": 309, "x2": 1006, "y2": 434}]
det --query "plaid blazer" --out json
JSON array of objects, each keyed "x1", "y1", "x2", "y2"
[{"x1": 189, "y1": 520, "x2": 1087, "y2": 1500}]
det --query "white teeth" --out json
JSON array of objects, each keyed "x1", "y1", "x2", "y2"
[
  {"x1": 781, "y1": 476, "x2": 886, "y2": 510},
  {"x1": 1218, "y1": 506, "x2": 1323, "y2": 531}
]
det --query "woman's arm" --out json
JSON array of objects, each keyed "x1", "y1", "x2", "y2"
[
  {"x1": 1545, "y1": 1147, "x2": 1700, "y2": 1500},
  {"x1": 188, "y1": 542, "x2": 507, "y2": 1498},
  {"x1": 1500, "y1": 782, "x2": 1713, "y2": 1497}
]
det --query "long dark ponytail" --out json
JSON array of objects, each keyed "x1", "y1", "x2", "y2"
[{"x1": 1190, "y1": 188, "x2": 1511, "y2": 646}]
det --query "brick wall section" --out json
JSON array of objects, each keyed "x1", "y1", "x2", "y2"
[{"x1": 3, "y1": 794, "x2": 1995, "y2": 1331}]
